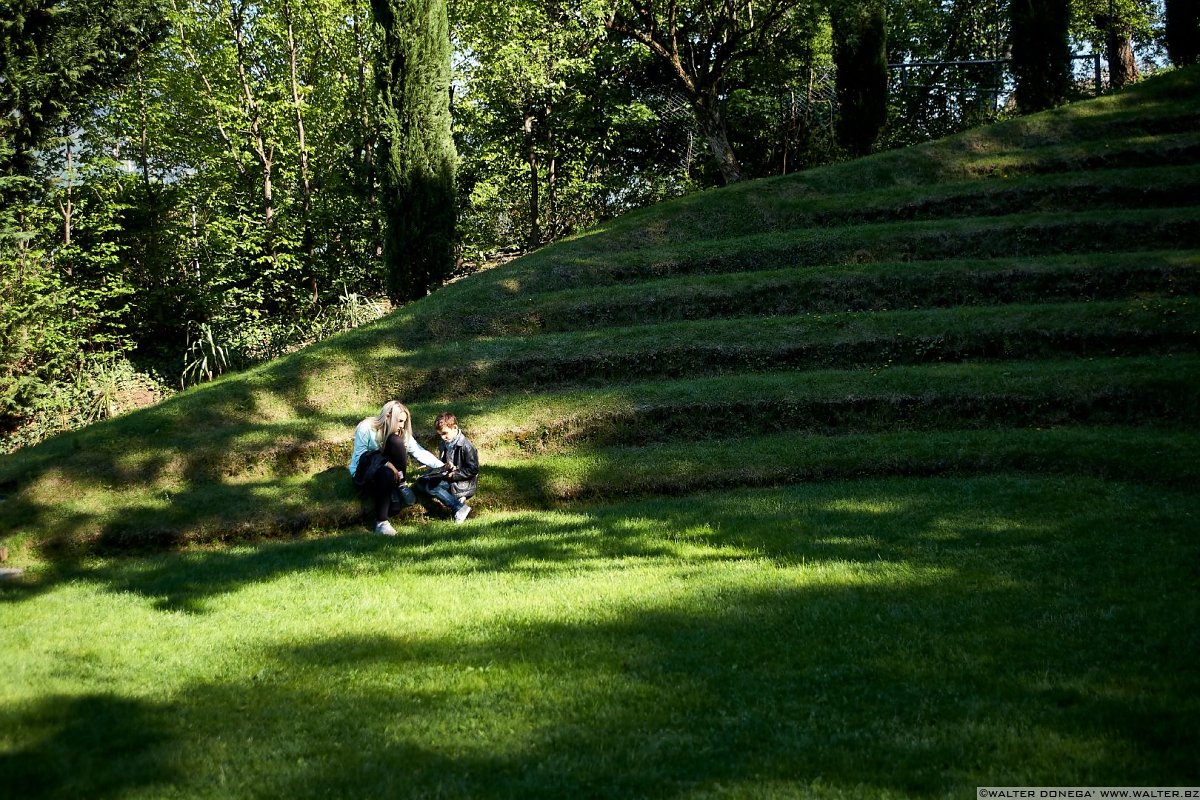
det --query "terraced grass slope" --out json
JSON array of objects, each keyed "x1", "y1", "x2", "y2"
[{"x1": 1, "y1": 68, "x2": 1198, "y2": 560}]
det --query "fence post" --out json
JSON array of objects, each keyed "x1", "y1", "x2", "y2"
[{"x1": 1094, "y1": 52, "x2": 1103, "y2": 95}]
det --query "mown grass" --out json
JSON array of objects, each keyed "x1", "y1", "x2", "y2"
[
  {"x1": 4, "y1": 340, "x2": 1195, "y2": 554},
  {"x1": 10, "y1": 423, "x2": 1199, "y2": 558},
  {"x1": 3, "y1": 476, "x2": 1197, "y2": 799},
  {"x1": 498, "y1": 206, "x2": 1200, "y2": 293},
  {"x1": 2, "y1": 64, "x2": 1200, "y2": 800},
  {"x1": 553, "y1": 67, "x2": 1200, "y2": 254},
  {"x1": 438, "y1": 251, "x2": 1200, "y2": 337}
]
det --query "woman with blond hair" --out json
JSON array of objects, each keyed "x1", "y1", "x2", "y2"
[{"x1": 349, "y1": 400, "x2": 444, "y2": 535}]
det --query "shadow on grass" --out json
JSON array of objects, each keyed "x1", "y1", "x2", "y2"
[
  {"x1": 259, "y1": 595, "x2": 1196, "y2": 798},
  {"x1": 27, "y1": 479, "x2": 948, "y2": 612},
  {"x1": 13, "y1": 474, "x2": 1182, "y2": 614},
  {"x1": 5, "y1": 475, "x2": 1199, "y2": 797},
  {"x1": 0, "y1": 694, "x2": 182, "y2": 797},
  {"x1": 6, "y1": 564, "x2": 1198, "y2": 797}
]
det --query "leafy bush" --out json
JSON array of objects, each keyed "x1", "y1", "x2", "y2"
[{"x1": 0, "y1": 353, "x2": 173, "y2": 454}]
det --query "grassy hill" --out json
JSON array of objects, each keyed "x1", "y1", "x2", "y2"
[
  {"x1": 1, "y1": 68, "x2": 1198, "y2": 798},
  {"x1": 2, "y1": 68, "x2": 1198, "y2": 558}
]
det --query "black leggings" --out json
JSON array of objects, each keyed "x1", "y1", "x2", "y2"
[{"x1": 364, "y1": 434, "x2": 412, "y2": 522}]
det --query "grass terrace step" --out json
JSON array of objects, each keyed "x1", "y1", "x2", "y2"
[
  {"x1": 5, "y1": 350, "x2": 1196, "y2": 554},
  {"x1": 4, "y1": 354, "x2": 1193, "y2": 497},
  {"x1": 19, "y1": 425, "x2": 1199, "y2": 554},
  {"x1": 510, "y1": 207, "x2": 1200, "y2": 292},
  {"x1": 558, "y1": 68, "x2": 1200, "y2": 254},
  {"x1": 759, "y1": 165, "x2": 1200, "y2": 228},
  {"x1": 563, "y1": 156, "x2": 1200, "y2": 252},
  {"x1": 3, "y1": 68, "x2": 1200, "y2": 565},
  {"x1": 482, "y1": 426, "x2": 1200, "y2": 506},
  {"x1": 445, "y1": 251, "x2": 1200, "y2": 337},
  {"x1": 561, "y1": 133, "x2": 1200, "y2": 255},
  {"x1": 331, "y1": 299, "x2": 1200, "y2": 400},
  {"x1": 463, "y1": 355, "x2": 1200, "y2": 453}
]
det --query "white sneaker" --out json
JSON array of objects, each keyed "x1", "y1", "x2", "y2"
[
  {"x1": 374, "y1": 520, "x2": 398, "y2": 536},
  {"x1": 454, "y1": 505, "x2": 472, "y2": 524}
]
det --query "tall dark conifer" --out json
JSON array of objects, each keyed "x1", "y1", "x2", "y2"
[
  {"x1": 372, "y1": 0, "x2": 456, "y2": 302},
  {"x1": 0, "y1": 0, "x2": 166, "y2": 178},
  {"x1": 1010, "y1": 0, "x2": 1071, "y2": 112},
  {"x1": 1166, "y1": 0, "x2": 1200, "y2": 66},
  {"x1": 830, "y1": 0, "x2": 888, "y2": 157}
]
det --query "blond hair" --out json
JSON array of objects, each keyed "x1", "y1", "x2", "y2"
[{"x1": 371, "y1": 400, "x2": 413, "y2": 446}]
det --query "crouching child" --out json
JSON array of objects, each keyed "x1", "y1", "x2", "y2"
[{"x1": 421, "y1": 412, "x2": 478, "y2": 523}]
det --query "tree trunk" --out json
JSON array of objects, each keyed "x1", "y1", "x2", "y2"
[
  {"x1": 693, "y1": 98, "x2": 742, "y2": 184},
  {"x1": 831, "y1": 0, "x2": 888, "y2": 156},
  {"x1": 282, "y1": 0, "x2": 314, "y2": 269},
  {"x1": 228, "y1": 0, "x2": 276, "y2": 234},
  {"x1": 135, "y1": 53, "x2": 162, "y2": 279},
  {"x1": 372, "y1": 0, "x2": 457, "y2": 301},
  {"x1": 174, "y1": 1, "x2": 248, "y2": 180},
  {"x1": 136, "y1": 55, "x2": 153, "y2": 191},
  {"x1": 1107, "y1": 24, "x2": 1138, "y2": 88},
  {"x1": 352, "y1": 1, "x2": 382, "y2": 260},
  {"x1": 1011, "y1": 0, "x2": 1071, "y2": 112},
  {"x1": 58, "y1": 125, "x2": 73, "y2": 248},
  {"x1": 525, "y1": 110, "x2": 541, "y2": 248},
  {"x1": 545, "y1": 104, "x2": 558, "y2": 239},
  {"x1": 1166, "y1": 0, "x2": 1200, "y2": 66}
]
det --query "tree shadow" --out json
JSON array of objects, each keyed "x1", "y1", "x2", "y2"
[
  {"x1": 24, "y1": 475, "x2": 1135, "y2": 614},
  {"x1": 0, "y1": 694, "x2": 182, "y2": 798},
  {"x1": 57, "y1": 482, "x2": 930, "y2": 611},
  {"x1": 5, "y1": 475, "x2": 1198, "y2": 795},
  {"x1": 257, "y1": 585, "x2": 1195, "y2": 797},
  {"x1": 9, "y1": 571, "x2": 1195, "y2": 797}
]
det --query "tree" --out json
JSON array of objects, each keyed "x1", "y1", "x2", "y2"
[
  {"x1": 1010, "y1": 0, "x2": 1071, "y2": 112},
  {"x1": 0, "y1": 0, "x2": 167, "y2": 177},
  {"x1": 1071, "y1": 0, "x2": 1156, "y2": 91},
  {"x1": 1166, "y1": 0, "x2": 1200, "y2": 66},
  {"x1": 372, "y1": 0, "x2": 457, "y2": 301},
  {"x1": 453, "y1": 0, "x2": 601, "y2": 249},
  {"x1": 604, "y1": 0, "x2": 813, "y2": 184},
  {"x1": 830, "y1": 0, "x2": 887, "y2": 155}
]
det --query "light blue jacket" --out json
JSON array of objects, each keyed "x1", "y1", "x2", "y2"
[{"x1": 348, "y1": 419, "x2": 442, "y2": 475}]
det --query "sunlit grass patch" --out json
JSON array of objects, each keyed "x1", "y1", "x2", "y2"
[{"x1": 3, "y1": 476, "x2": 1197, "y2": 797}]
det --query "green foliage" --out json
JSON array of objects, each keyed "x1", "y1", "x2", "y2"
[
  {"x1": 373, "y1": 0, "x2": 457, "y2": 301},
  {"x1": 604, "y1": 0, "x2": 825, "y2": 184},
  {"x1": 881, "y1": 0, "x2": 1009, "y2": 147},
  {"x1": 0, "y1": 0, "x2": 168, "y2": 176},
  {"x1": 180, "y1": 322, "x2": 231, "y2": 387},
  {"x1": 1166, "y1": 0, "x2": 1200, "y2": 66},
  {"x1": 175, "y1": 289, "x2": 390, "y2": 390},
  {"x1": 831, "y1": 0, "x2": 888, "y2": 155},
  {"x1": 1070, "y1": 0, "x2": 1159, "y2": 56},
  {"x1": 1011, "y1": 0, "x2": 1072, "y2": 112}
]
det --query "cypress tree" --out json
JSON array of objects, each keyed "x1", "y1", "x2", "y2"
[
  {"x1": 0, "y1": 0, "x2": 166, "y2": 178},
  {"x1": 830, "y1": 0, "x2": 888, "y2": 157},
  {"x1": 372, "y1": 0, "x2": 456, "y2": 302},
  {"x1": 1166, "y1": 0, "x2": 1200, "y2": 66},
  {"x1": 1010, "y1": 0, "x2": 1072, "y2": 113}
]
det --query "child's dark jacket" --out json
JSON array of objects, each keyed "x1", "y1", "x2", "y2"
[{"x1": 439, "y1": 432, "x2": 478, "y2": 499}]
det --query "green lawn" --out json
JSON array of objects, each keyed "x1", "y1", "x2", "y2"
[
  {"x1": 3, "y1": 68, "x2": 1199, "y2": 797},
  {"x1": 3, "y1": 475, "x2": 1197, "y2": 798}
]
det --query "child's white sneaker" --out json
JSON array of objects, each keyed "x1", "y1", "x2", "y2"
[
  {"x1": 454, "y1": 505, "x2": 472, "y2": 524},
  {"x1": 374, "y1": 520, "x2": 398, "y2": 536}
]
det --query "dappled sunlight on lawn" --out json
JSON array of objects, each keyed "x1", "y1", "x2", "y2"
[{"x1": 4, "y1": 476, "x2": 1196, "y2": 796}]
